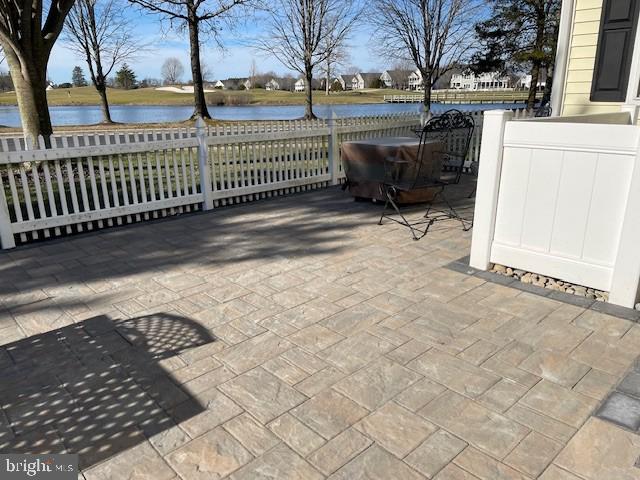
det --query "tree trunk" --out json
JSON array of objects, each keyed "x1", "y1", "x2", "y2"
[
  {"x1": 188, "y1": 6, "x2": 211, "y2": 119},
  {"x1": 420, "y1": 73, "x2": 433, "y2": 126},
  {"x1": 326, "y1": 67, "x2": 330, "y2": 96},
  {"x1": 527, "y1": 62, "x2": 541, "y2": 110},
  {"x1": 541, "y1": 64, "x2": 554, "y2": 108},
  {"x1": 422, "y1": 73, "x2": 433, "y2": 112},
  {"x1": 528, "y1": 9, "x2": 547, "y2": 110},
  {"x1": 96, "y1": 82, "x2": 113, "y2": 123},
  {"x1": 6, "y1": 50, "x2": 52, "y2": 147},
  {"x1": 90, "y1": 46, "x2": 113, "y2": 124},
  {"x1": 304, "y1": 67, "x2": 316, "y2": 120}
]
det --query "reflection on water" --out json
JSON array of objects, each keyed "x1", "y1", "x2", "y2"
[{"x1": 0, "y1": 102, "x2": 519, "y2": 128}]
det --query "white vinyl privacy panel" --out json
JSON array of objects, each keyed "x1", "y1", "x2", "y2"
[{"x1": 490, "y1": 120, "x2": 640, "y2": 291}]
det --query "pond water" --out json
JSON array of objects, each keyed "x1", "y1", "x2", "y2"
[{"x1": 0, "y1": 102, "x2": 521, "y2": 128}]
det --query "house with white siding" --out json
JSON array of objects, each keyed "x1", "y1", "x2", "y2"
[
  {"x1": 450, "y1": 72, "x2": 510, "y2": 90},
  {"x1": 294, "y1": 78, "x2": 321, "y2": 92},
  {"x1": 265, "y1": 78, "x2": 295, "y2": 91},
  {"x1": 333, "y1": 75, "x2": 355, "y2": 91},
  {"x1": 352, "y1": 73, "x2": 382, "y2": 90},
  {"x1": 265, "y1": 79, "x2": 280, "y2": 91},
  {"x1": 517, "y1": 74, "x2": 547, "y2": 91},
  {"x1": 380, "y1": 70, "x2": 412, "y2": 89},
  {"x1": 408, "y1": 70, "x2": 423, "y2": 91}
]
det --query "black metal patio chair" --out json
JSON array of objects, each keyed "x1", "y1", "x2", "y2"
[{"x1": 378, "y1": 109, "x2": 475, "y2": 240}]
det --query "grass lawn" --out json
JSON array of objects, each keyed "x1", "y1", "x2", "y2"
[{"x1": 0, "y1": 86, "x2": 409, "y2": 107}]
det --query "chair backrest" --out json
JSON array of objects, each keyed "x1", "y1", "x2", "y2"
[{"x1": 412, "y1": 109, "x2": 475, "y2": 188}]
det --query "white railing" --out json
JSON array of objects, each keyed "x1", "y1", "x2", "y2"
[
  {"x1": 0, "y1": 119, "x2": 330, "y2": 152},
  {"x1": 0, "y1": 114, "x2": 420, "y2": 249},
  {"x1": 384, "y1": 91, "x2": 542, "y2": 104},
  {"x1": 471, "y1": 110, "x2": 640, "y2": 309}
]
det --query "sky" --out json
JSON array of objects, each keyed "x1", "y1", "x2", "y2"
[{"x1": 46, "y1": 6, "x2": 382, "y2": 85}]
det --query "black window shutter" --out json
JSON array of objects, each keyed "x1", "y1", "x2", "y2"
[{"x1": 590, "y1": 0, "x2": 640, "y2": 102}]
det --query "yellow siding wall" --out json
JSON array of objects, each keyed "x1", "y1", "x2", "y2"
[{"x1": 562, "y1": 0, "x2": 623, "y2": 115}]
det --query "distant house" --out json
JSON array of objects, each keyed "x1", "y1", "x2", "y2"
[
  {"x1": 294, "y1": 78, "x2": 321, "y2": 92},
  {"x1": 352, "y1": 73, "x2": 382, "y2": 90},
  {"x1": 45, "y1": 82, "x2": 55, "y2": 91},
  {"x1": 333, "y1": 75, "x2": 355, "y2": 91},
  {"x1": 221, "y1": 78, "x2": 252, "y2": 90},
  {"x1": 380, "y1": 70, "x2": 412, "y2": 90},
  {"x1": 450, "y1": 72, "x2": 510, "y2": 90},
  {"x1": 266, "y1": 77, "x2": 295, "y2": 91},
  {"x1": 265, "y1": 79, "x2": 280, "y2": 91},
  {"x1": 211, "y1": 80, "x2": 225, "y2": 89},
  {"x1": 408, "y1": 70, "x2": 423, "y2": 91},
  {"x1": 517, "y1": 73, "x2": 547, "y2": 92}
]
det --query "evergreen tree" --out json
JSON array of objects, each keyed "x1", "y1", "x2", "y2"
[
  {"x1": 72, "y1": 66, "x2": 88, "y2": 87},
  {"x1": 472, "y1": 0, "x2": 561, "y2": 109},
  {"x1": 115, "y1": 63, "x2": 137, "y2": 90}
]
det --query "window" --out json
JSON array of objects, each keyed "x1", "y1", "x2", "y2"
[{"x1": 591, "y1": 0, "x2": 640, "y2": 102}]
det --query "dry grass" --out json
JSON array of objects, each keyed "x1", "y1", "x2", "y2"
[{"x1": 0, "y1": 86, "x2": 408, "y2": 107}]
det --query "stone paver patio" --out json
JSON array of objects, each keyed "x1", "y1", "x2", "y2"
[{"x1": 1, "y1": 182, "x2": 640, "y2": 479}]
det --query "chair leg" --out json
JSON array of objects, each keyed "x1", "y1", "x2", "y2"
[
  {"x1": 378, "y1": 198, "x2": 389, "y2": 225},
  {"x1": 424, "y1": 188, "x2": 473, "y2": 231},
  {"x1": 424, "y1": 187, "x2": 444, "y2": 219},
  {"x1": 379, "y1": 191, "x2": 432, "y2": 241},
  {"x1": 387, "y1": 196, "x2": 420, "y2": 241},
  {"x1": 440, "y1": 191, "x2": 472, "y2": 231}
]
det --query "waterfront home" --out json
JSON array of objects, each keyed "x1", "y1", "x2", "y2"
[
  {"x1": 380, "y1": 69, "x2": 412, "y2": 89},
  {"x1": 265, "y1": 78, "x2": 279, "y2": 91},
  {"x1": 450, "y1": 72, "x2": 511, "y2": 90},
  {"x1": 294, "y1": 77, "x2": 321, "y2": 92},
  {"x1": 333, "y1": 74, "x2": 355, "y2": 91},
  {"x1": 517, "y1": 72, "x2": 547, "y2": 91},
  {"x1": 352, "y1": 72, "x2": 382, "y2": 90},
  {"x1": 265, "y1": 78, "x2": 295, "y2": 91},
  {"x1": 408, "y1": 69, "x2": 424, "y2": 91}
]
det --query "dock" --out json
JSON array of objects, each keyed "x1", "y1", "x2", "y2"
[{"x1": 384, "y1": 90, "x2": 543, "y2": 104}]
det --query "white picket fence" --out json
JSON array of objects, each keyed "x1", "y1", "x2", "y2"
[
  {"x1": 0, "y1": 114, "x2": 420, "y2": 248},
  {"x1": 0, "y1": 119, "x2": 329, "y2": 152},
  {"x1": 0, "y1": 109, "x2": 535, "y2": 249}
]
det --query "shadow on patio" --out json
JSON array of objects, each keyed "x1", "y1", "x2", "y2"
[
  {"x1": 0, "y1": 183, "x2": 476, "y2": 333},
  {"x1": 0, "y1": 312, "x2": 217, "y2": 470}
]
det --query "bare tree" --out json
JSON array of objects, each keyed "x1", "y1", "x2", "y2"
[
  {"x1": 319, "y1": 39, "x2": 349, "y2": 96},
  {"x1": 392, "y1": 59, "x2": 415, "y2": 72},
  {"x1": 128, "y1": 0, "x2": 253, "y2": 119},
  {"x1": 370, "y1": 0, "x2": 484, "y2": 111},
  {"x1": 249, "y1": 58, "x2": 258, "y2": 89},
  {"x1": 254, "y1": 0, "x2": 362, "y2": 119},
  {"x1": 65, "y1": 0, "x2": 142, "y2": 124},
  {"x1": 0, "y1": 0, "x2": 75, "y2": 145},
  {"x1": 162, "y1": 57, "x2": 185, "y2": 85},
  {"x1": 201, "y1": 60, "x2": 213, "y2": 83},
  {"x1": 344, "y1": 64, "x2": 360, "y2": 75}
]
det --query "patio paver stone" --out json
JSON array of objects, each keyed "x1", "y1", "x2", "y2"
[{"x1": 1, "y1": 186, "x2": 639, "y2": 479}]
